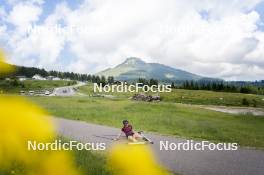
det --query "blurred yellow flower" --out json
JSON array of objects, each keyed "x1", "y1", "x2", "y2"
[
  {"x1": 108, "y1": 144, "x2": 168, "y2": 175},
  {"x1": 0, "y1": 96, "x2": 54, "y2": 165},
  {"x1": 0, "y1": 49, "x2": 15, "y2": 75},
  {"x1": 0, "y1": 50, "x2": 81, "y2": 175},
  {"x1": 0, "y1": 96, "x2": 81, "y2": 175}
]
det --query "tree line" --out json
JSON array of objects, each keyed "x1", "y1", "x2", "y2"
[
  {"x1": 6, "y1": 65, "x2": 115, "y2": 84},
  {"x1": 172, "y1": 80, "x2": 264, "y2": 95},
  {"x1": 136, "y1": 78, "x2": 264, "y2": 95},
  {"x1": 3, "y1": 65, "x2": 264, "y2": 95}
]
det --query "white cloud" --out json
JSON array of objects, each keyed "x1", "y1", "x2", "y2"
[
  {"x1": 0, "y1": 25, "x2": 7, "y2": 39},
  {"x1": 9, "y1": 28, "x2": 65, "y2": 68},
  {"x1": 7, "y1": 1, "x2": 42, "y2": 28},
  {"x1": 5, "y1": 1, "x2": 66, "y2": 69},
  {"x1": 2, "y1": 0, "x2": 264, "y2": 80},
  {"x1": 6, "y1": 0, "x2": 44, "y2": 6},
  {"x1": 0, "y1": 6, "x2": 6, "y2": 18},
  {"x1": 245, "y1": 31, "x2": 264, "y2": 66}
]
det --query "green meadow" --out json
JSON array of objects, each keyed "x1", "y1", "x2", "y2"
[
  {"x1": 2, "y1": 83, "x2": 264, "y2": 174},
  {"x1": 0, "y1": 140, "x2": 111, "y2": 175},
  {"x1": 72, "y1": 149, "x2": 111, "y2": 175},
  {"x1": 30, "y1": 95, "x2": 264, "y2": 148},
  {"x1": 2, "y1": 81, "x2": 263, "y2": 147},
  {"x1": 79, "y1": 84, "x2": 264, "y2": 107}
]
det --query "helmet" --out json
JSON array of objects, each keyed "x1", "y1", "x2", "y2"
[{"x1": 122, "y1": 120, "x2": 129, "y2": 125}]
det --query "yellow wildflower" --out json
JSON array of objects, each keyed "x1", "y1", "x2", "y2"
[
  {"x1": 108, "y1": 144, "x2": 168, "y2": 175},
  {"x1": 0, "y1": 50, "x2": 81, "y2": 175},
  {"x1": 0, "y1": 49, "x2": 15, "y2": 75}
]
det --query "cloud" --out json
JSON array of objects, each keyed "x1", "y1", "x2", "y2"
[
  {"x1": 0, "y1": 25, "x2": 7, "y2": 40},
  {"x1": 6, "y1": 0, "x2": 44, "y2": 6},
  {"x1": 2, "y1": 0, "x2": 264, "y2": 80},
  {"x1": 245, "y1": 31, "x2": 264, "y2": 66},
  {"x1": 7, "y1": 2, "x2": 42, "y2": 28},
  {"x1": 0, "y1": 6, "x2": 7, "y2": 18},
  {"x1": 5, "y1": 1, "x2": 66, "y2": 69}
]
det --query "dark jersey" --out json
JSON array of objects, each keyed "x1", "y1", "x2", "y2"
[{"x1": 122, "y1": 125, "x2": 134, "y2": 137}]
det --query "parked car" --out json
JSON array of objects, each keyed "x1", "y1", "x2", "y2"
[
  {"x1": 29, "y1": 91, "x2": 34, "y2": 96},
  {"x1": 44, "y1": 90, "x2": 50, "y2": 95}
]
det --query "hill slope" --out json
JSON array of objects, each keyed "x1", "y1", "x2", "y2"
[{"x1": 97, "y1": 57, "x2": 206, "y2": 81}]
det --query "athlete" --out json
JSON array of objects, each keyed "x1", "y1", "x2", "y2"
[{"x1": 114, "y1": 120, "x2": 143, "y2": 142}]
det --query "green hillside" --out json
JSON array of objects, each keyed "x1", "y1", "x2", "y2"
[{"x1": 97, "y1": 57, "x2": 213, "y2": 81}]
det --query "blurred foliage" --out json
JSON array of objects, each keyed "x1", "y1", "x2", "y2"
[
  {"x1": 0, "y1": 49, "x2": 15, "y2": 77},
  {"x1": 0, "y1": 96, "x2": 81, "y2": 175},
  {"x1": 0, "y1": 50, "x2": 81, "y2": 175},
  {"x1": 108, "y1": 144, "x2": 168, "y2": 175}
]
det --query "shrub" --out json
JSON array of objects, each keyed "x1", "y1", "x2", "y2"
[
  {"x1": 242, "y1": 98, "x2": 250, "y2": 106},
  {"x1": 252, "y1": 99, "x2": 257, "y2": 107}
]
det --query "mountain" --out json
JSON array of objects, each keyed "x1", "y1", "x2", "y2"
[{"x1": 96, "y1": 57, "x2": 213, "y2": 81}]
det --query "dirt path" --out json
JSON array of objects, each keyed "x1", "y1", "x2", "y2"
[
  {"x1": 201, "y1": 106, "x2": 264, "y2": 116},
  {"x1": 53, "y1": 118, "x2": 264, "y2": 175}
]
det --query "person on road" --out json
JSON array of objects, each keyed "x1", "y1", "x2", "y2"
[{"x1": 114, "y1": 120, "x2": 142, "y2": 142}]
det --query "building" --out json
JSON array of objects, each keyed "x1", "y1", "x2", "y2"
[
  {"x1": 32, "y1": 74, "x2": 46, "y2": 80},
  {"x1": 46, "y1": 76, "x2": 54, "y2": 80},
  {"x1": 16, "y1": 76, "x2": 27, "y2": 81},
  {"x1": 47, "y1": 76, "x2": 61, "y2": 80},
  {"x1": 53, "y1": 77, "x2": 61, "y2": 80}
]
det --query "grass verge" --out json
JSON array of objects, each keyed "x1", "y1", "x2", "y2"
[
  {"x1": 79, "y1": 84, "x2": 264, "y2": 107},
  {"x1": 30, "y1": 96, "x2": 264, "y2": 148}
]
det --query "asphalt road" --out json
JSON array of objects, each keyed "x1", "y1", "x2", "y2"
[
  {"x1": 53, "y1": 118, "x2": 264, "y2": 175},
  {"x1": 51, "y1": 82, "x2": 85, "y2": 96}
]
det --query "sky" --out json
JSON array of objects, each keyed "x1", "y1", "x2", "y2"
[{"x1": 0, "y1": 0, "x2": 264, "y2": 81}]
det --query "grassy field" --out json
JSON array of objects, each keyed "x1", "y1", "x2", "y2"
[
  {"x1": 0, "y1": 80, "x2": 76, "y2": 93},
  {"x1": 72, "y1": 148, "x2": 111, "y2": 175},
  {"x1": 0, "y1": 137, "x2": 111, "y2": 175},
  {"x1": 79, "y1": 84, "x2": 264, "y2": 107},
  {"x1": 0, "y1": 136, "x2": 174, "y2": 175},
  {"x1": 61, "y1": 136, "x2": 112, "y2": 175},
  {"x1": 30, "y1": 96, "x2": 264, "y2": 148}
]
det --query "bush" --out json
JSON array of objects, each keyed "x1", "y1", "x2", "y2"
[
  {"x1": 10, "y1": 79, "x2": 19, "y2": 86},
  {"x1": 252, "y1": 99, "x2": 257, "y2": 107},
  {"x1": 240, "y1": 87, "x2": 251, "y2": 94},
  {"x1": 242, "y1": 98, "x2": 250, "y2": 106}
]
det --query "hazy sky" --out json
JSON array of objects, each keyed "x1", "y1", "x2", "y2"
[{"x1": 0, "y1": 0, "x2": 264, "y2": 80}]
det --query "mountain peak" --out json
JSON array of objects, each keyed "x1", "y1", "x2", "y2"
[
  {"x1": 123, "y1": 57, "x2": 145, "y2": 65},
  {"x1": 97, "y1": 57, "x2": 209, "y2": 81}
]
